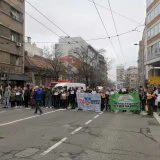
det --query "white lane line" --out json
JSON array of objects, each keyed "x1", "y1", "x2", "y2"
[
  {"x1": 71, "y1": 127, "x2": 83, "y2": 135},
  {"x1": 94, "y1": 115, "x2": 99, "y2": 119},
  {"x1": 41, "y1": 137, "x2": 68, "y2": 156},
  {"x1": 0, "y1": 111, "x2": 7, "y2": 114},
  {"x1": 153, "y1": 112, "x2": 160, "y2": 124},
  {"x1": 0, "y1": 109, "x2": 65, "y2": 127},
  {"x1": 99, "y1": 112, "x2": 103, "y2": 115},
  {"x1": 85, "y1": 120, "x2": 92, "y2": 125}
]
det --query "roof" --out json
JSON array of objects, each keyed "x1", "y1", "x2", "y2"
[{"x1": 25, "y1": 55, "x2": 52, "y2": 69}]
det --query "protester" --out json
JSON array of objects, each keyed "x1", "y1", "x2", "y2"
[
  {"x1": 15, "y1": 87, "x2": 22, "y2": 108},
  {"x1": 68, "y1": 88, "x2": 76, "y2": 109},
  {"x1": 153, "y1": 87, "x2": 158, "y2": 112},
  {"x1": 45, "y1": 87, "x2": 52, "y2": 108},
  {"x1": 53, "y1": 89, "x2": 60, "y2": 109},
  {"x1": 24, "y1": 86, "x2": 30, "y2": 108},
  {"x1": 100, "y1": 91, "x2": 106, "y2": 111},
  {"x1": 30, "y1": 88, "x2": 36, "y2": 108},
  {"x1": 105, "y1": 91, "x2": 110, "y2": 111},
  {"x1": 3, "y1": 87, "x2": 11, "y2": 108},
  {"x1": 60, "y1": 89, "x2": 68, "y2": 109},
  {"x1": 10, "y1": 88, "x2": 16, "y2": 108},
  {"x1": 146, "y1": 88, "x2": 155, "y2": 116},
  {"x1": 139, "y1": 86, "x2": 147, "y2": 112},
  {"x1": 34, "y1": 86, "x2": 43, "y2": 114}
]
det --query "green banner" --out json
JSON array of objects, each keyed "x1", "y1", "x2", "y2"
[{"x1": 109, "y1": 91, "x2": 141, "y2": 111}]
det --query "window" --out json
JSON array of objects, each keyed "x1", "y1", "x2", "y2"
[
  {"x1": 147, "y1": 41, "x2": 160, "y2": 61},
  {"x1": 11, "y1": 31, "x2": 20, "y2": 42},
  {"x1": 10, "y1": 7, "x2": 21, "y2": 21},
  {"x1": 147, "y1": 22, "x2": 160, "y2": 39},
  {"x1": 147, "y1": 4, "x2": 160, "y2": 24},
  {"x1": 147, "y1": 0, "x2": 153, "y2": 7},
  {"x1": 147, "y1": 30, "x2": 151, "y2": 38},
  {"x1": 16, "y1": 57, "x2": 20, "y2": 66},
  {"x1": 155, "y1": 24, "x2": 159, "y2": 35}
]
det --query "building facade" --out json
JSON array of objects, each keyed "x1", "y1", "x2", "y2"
[
  {"x1": 145, "y1": 0, "x2": 160, "y2": 82},
  {"x1": 125, "y1": 67, "x2": 139, "y2": 89},
  {"x1": 25, "y1": 37, "x2": 43, "y2": 57},
  {"x1": 116, "y1": 65, "x2": 125, "y2": 89},
  {"x1": 55, "y1": 36, "x2": 107, "y2": 86},
  {"x1": 0, "y1": 0, "x2": 27, "y2": 87},
  {"x1": 25, "y1": 54, "x2": 53, "y2": 86}
]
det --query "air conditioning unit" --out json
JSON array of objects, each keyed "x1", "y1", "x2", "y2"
[{"x1": 16, "y1": 42, "x2": 22, "y2": 47}]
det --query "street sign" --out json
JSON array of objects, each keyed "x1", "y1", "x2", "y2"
[{"x1": 149, "y1": 77, "x2": 160, "y2": 85}]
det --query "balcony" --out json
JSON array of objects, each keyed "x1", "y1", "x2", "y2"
[
  {"x1": 0, "y1": 11, "x2": 23, "y2": 34},
  {"x1": 0, "y1": 36, "x2": 23, "y2": 56}
]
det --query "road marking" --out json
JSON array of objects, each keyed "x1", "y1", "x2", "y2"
[
  {"x1": 99, "y1": 112, "x2": 103, "y2": 115},
  {"x1": 85, "y1": 120, "x2": 92, "y2": 125},
  {"x1": 94, "y1": 115, "x2": 99, "y2": 119},
  {"x1": 41, "y1": 137, "x2": 67, "y2": 156},
  {"x1": 0, "y1": 111, "x2": 7, "y2": 114},
  {"x1": 153, "y1": 112, "x2": 160, "y2": 124},
  {"x1": 71, "y1": 127, "x2": 83, "y2": 135},
  {"x1": 0, "y1": 109, "x2": 65, "y2": 127}
]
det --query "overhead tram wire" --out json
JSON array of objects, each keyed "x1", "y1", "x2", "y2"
[
  {"x1": 25, "y1": 0, "x2": 142, "y2": 53},
  {"x1": 25, "y1": 0, "x2": 91, "y2": 51},
  {"x1": 0, "y1": 24, "x2": 142, "y2": 45},
  {"x1": 9, "y1": 0, "x2": 75, "y2": 48},
  {"x1": 107, "y1": 0, "x2": 125, "y2": 63},
  {"x1": 87, "y1": 0, "x2": 143, "y2": 25},
  {"x1": 91, "y1": 0, "x2": 123, "y2": 62},
  {"x1": 4, "y1": 0, "x2": 143, "y2": 50}
]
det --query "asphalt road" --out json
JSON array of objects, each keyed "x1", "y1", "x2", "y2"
[{"x1": 0, "y1": 108, "x2": 160, "y2": 160}]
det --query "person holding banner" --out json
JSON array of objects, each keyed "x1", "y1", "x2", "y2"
[
  {"x1": 147, "y1": 88, "x2": 155, "y2": 116},
  {"x1": 100, "y1": 91, "x2": 106, "y2": 111}
]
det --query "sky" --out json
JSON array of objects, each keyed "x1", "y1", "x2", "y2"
[{"x1": 25, "y1": 0, "x2": 146, "y2": 81}]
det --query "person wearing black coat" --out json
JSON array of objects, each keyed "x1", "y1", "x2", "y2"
[{"x1": 24, "y1": 86, "x2": 30, "y2": 108}]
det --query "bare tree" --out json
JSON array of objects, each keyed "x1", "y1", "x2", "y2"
[
  {"x1": 43, "y1": 45, "x2": 67, "y2": 81},
  {"x1": 73, "y1": 46, "x2": 98, "y2": 86}
]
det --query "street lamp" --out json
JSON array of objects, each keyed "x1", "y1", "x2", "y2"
[{"x1": 134, "y1": 43, "x2": 146, "y2": 46}]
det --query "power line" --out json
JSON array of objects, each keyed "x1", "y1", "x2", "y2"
[
  {"x1": 25, "y1": 0, "x2": 90, "y2": 51},
  {"x1": 91, "y1": 0, "x2": 122, "y2": 62},
  {"x1": 9, "y1": 0, "x2": 75, "y2": 48},
  {"x1": 107, "y1": 0, "x2": 125, "y2": 62},
  {"x1": 0, "y1": 27, "x2": 140, "y2": 45},
  {"x1": 87, "y1": 0, "x2": 143, "y2": 25},
  {"x1": 26, "y1": 0, "x2": 71, "y2": 38}
]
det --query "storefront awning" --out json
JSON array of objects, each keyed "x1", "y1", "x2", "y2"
[{"x1": 8, "y1": 74, "x2": 29, "y2": 81}]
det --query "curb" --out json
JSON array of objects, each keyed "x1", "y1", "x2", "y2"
[{"x1": 153, "y1": 112, "x2": 160, "y2": 124}]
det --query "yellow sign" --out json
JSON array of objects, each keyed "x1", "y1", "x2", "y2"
[{"x1": 149, "y1": 77, "x2": 160, "y2": 85}]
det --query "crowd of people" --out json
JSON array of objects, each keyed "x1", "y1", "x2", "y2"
[
  {"x1": 0, "y1": 84, "x2": 159, "y2": 116},
  {"x1": 0, "y1": 85, "x2": 111, "y2": 114},
  {"x1": 139, "y1": 86, "x2": 160, "y2": 116}
]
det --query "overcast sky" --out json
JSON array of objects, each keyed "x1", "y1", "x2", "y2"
[{"x1": 25, "y1": 0, "x2": 146, "y2": 81}]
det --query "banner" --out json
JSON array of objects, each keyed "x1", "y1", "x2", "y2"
[
  {"x1": 109, "y1": 91, "x2": 141, "y2": 111},
  {"x1": 76, "y1": 93, "x2": 101, "y2": 112}
]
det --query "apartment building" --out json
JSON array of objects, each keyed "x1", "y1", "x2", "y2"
[
  {"x1": 55, "y1": 36, "x2": 107, "y2": 85},
  {"x1": 145, "y1": 0, "x2": 160, "y2": 81},
  {"x1": 0, "y1": 0, "x2": 27, "y2": 86},
  {"x1": 116, "y1": 65, "x2": 125, "y2": 89},
  {"x1": 125, "y1": 67, "x2": 139, "y2": 89}
]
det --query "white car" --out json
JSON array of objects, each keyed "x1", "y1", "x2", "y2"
[{"x1": 53, "y1": 83, "x2": 86, "y2": 91}]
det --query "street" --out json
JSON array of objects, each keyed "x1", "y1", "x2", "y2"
[{"x1": 0, "y1": 108, "x2": 160, "y2": 160}]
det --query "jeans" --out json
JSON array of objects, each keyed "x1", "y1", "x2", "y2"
[
  {"x1": 45, "y1": 97, "x2": 52, "y2": 107},
  {"x1": 4, "y1": 98, "x2": 10, "y2": 108}
]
